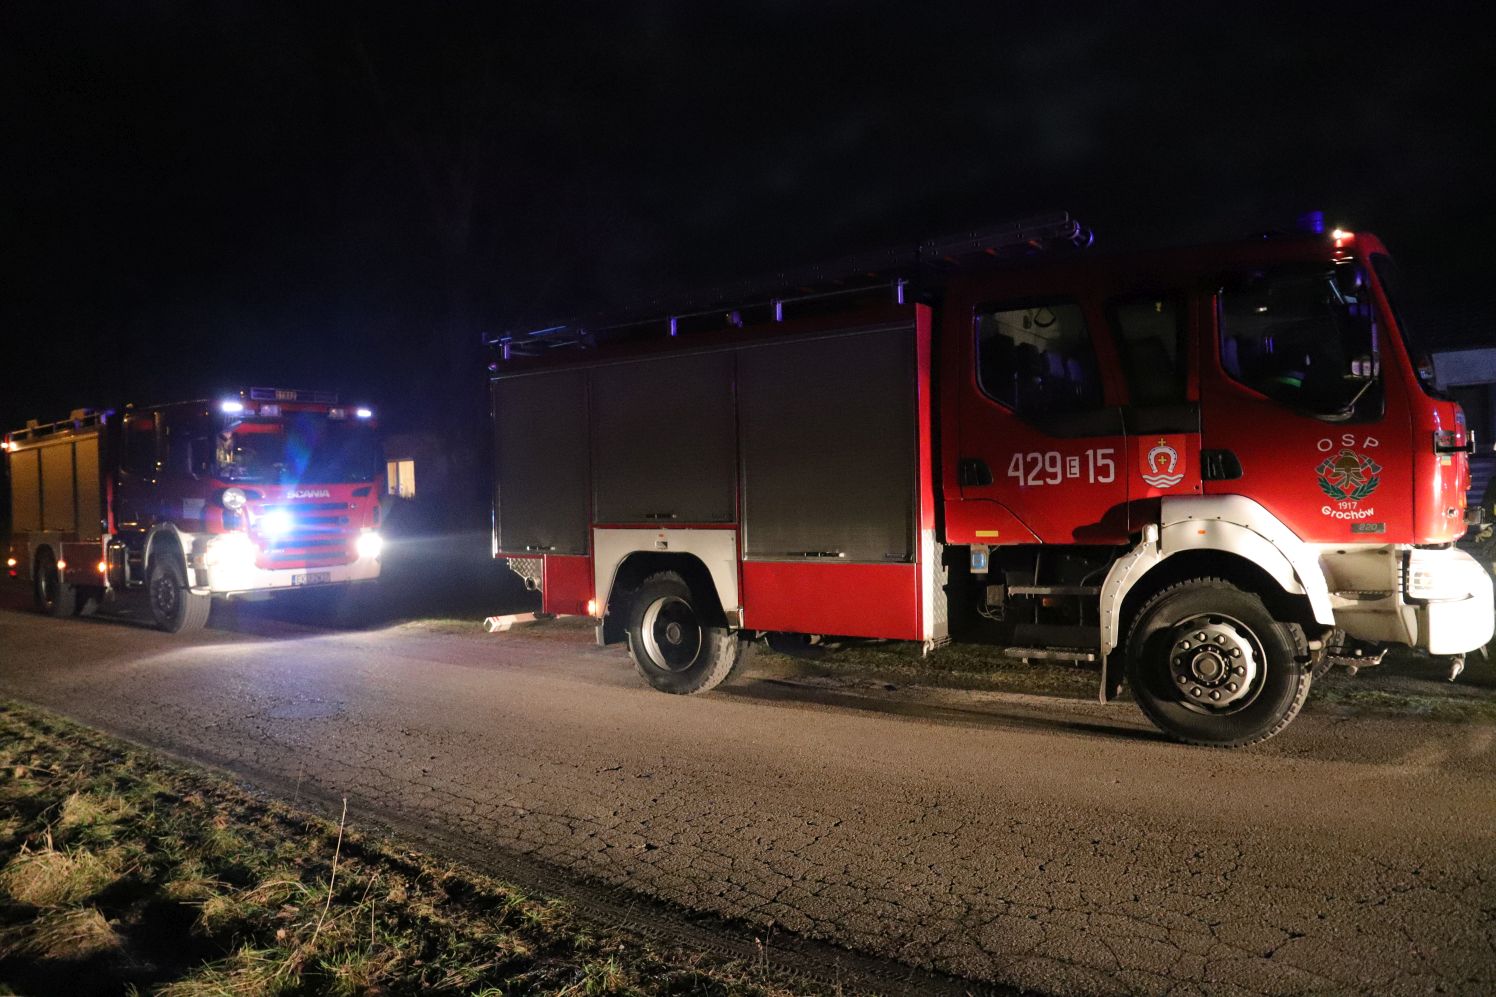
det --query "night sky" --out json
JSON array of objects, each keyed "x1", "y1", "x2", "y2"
[{"x1": 4, "y1": 3, "x2": 1495, "y2": 437}]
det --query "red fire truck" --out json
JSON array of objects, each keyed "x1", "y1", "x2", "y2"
[
  {"x1": 486, "y1": 215, "x2": 1493, "y2": 746},
  {"x1": 4, "y1": 388, "x2": 385, "y2": 632}
]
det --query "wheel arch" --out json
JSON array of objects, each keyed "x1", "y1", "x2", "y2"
[
  {"x1": 1118, "y1": 549, "x2": 1320, "y2": 647},
  {"x1": 1103, "y1": 501, "x2": 1335, "y2": 658},
  {"x1": 600, "y1": 551, "x2": 727, "y2": 644},
  {"x1": 31, "y1": 541, "x2": 59, "y2": 574},
  {"x1": 143, "y1": 525, "x2": 191, "y2": 574}
]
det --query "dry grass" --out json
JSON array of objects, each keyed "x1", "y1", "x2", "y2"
[
  {"x1": 0, "y1": 839, "x2": 122, "y2": 907},
  {"x1": 0, "y1": 907, "x2": 121, "y2": 961}
]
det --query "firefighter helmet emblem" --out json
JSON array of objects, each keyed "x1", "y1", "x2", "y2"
[
  {"x1": 1141, "y1": 438, "x2": 1183, "y2": 488},
  {"x1": 1316, "y1": 448, "x2": 1382, "y2": 501}
]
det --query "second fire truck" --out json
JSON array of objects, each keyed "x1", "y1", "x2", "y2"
[{"x1": 4, "y1": 387, "x2": 385, "y2": 632}]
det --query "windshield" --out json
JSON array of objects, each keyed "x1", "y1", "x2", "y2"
[
  {"x1": 1369, "y1": 253, "x2": 1445, "y2": 398},
  {"x1": 215, "y1": 415, "x2": 382, "y2": 484},
  {"x1": 1218, "y1": 262, "x2": 1382, "y2": 421}
]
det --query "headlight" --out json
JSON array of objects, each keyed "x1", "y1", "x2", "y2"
[
  {"x1": 222, "y1": 487, "x2": 247, "y2": 511},
  {"x1": 259, "y1": 509, "x2": 294, "y2": 538},
  {"x1": 1405, "y1": 549, "x2": 1479, "y2": 602},
  {"x1": 204, "y1": 533, "x2": 257, "y2": 569},
  {"x1": 355, "y1": 531, "x2": 383, "y2": 560}
]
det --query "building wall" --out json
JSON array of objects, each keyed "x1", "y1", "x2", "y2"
[{"x1": 1433, "y1": 347, "x2": 1496, "y2": 509}]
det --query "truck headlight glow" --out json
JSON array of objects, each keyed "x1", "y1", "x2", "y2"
[
  {"x1": 1405, "y1": 550, "x2": 1478, "y2": 603},
  {"x1": 220, "y1": 400, "x2": 244, "y2": 414},
  {"x1": 259, "y1": 509, "x2": 294, "y2": 538},
  {"x1": 355, "y1": 530, "x2": 383, "y2": 560},
  {"x1": 204, "y1": 533, "x2": 256, "y2": 569},
  {"x1": 221, "y1": 487, "x2": 248, "y2": 511}
]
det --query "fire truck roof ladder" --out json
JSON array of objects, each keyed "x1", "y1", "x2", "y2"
[
  {"x1": 489, "y1": 210, "x2": 1091, "y2": 360},
  {"x1": 6, "y1": 409, "x2": 112, "y2": 446}
]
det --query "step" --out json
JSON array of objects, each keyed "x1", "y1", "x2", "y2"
[
  {"x1": 1006, "y1": 584, "x2": 1101, "y2": 597},
  {"x1": 1001, "y1": 646, "x2": 1099, "y2": 662}
]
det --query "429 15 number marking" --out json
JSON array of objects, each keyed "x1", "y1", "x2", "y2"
[{"x1": 1006, "y1": 448, "x2": 1116, "y2": 486}]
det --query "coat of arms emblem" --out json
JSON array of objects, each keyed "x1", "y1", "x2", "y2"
[
  {"x1": 1141, "y1": 438, "x2": 1183, "y2": 488},
  {"x1": 1315, "y1": 448, "x2": 1382, "y2": 501}
]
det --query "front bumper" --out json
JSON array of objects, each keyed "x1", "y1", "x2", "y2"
[
  {"x1": 188, "y1": 533, "x2": 382, "y2": 595},
  {"x1": 1413, "y1": 548, "x2": 1494, "y2": 655},
  {"x1": 1323, "y1": 545, "x2": 1494, "y2": 655}
]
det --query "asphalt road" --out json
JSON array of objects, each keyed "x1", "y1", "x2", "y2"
[{"x1": 1, "y1": 598, "x2": 1493, "y2": 996}]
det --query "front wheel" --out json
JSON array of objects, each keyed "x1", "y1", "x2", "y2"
[
  {"x1": 626, "y1": 571, "x2": 748, "y2": 695},
  {"x1": 147, "y1": 555, "x2": 211, "y2": 634},
  {"x1": 34, "y1": 550, "x2": 76, "y2": 618},
  {"x1": 1125, "y1": 577, "x2": 1310, "y2": 747}
]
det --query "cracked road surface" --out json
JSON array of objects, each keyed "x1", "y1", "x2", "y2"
[{"x1": 2, "y1": 603, "x2": 1493, "y2": 996}]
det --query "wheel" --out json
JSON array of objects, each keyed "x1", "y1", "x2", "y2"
[
  {"x1": 625, "y1": 571, "x2": 748, "y2": 695},
  {"x1": 34, "y1": 550, "x2": 76, "y2": 618},
  {"x1": 1125, "y1": 577, "x2": 1310, "y2": 747},
  {"x1": 147, "y1": 554, "x2": 211, "y2": 633}
]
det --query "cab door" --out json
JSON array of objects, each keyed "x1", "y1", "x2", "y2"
[
  {"x1": 114, "y1": 411, "x2": 163, "y2": 530},
  {"x1": 1199, "y1": 261, "x2": 1411, "y2": 543},
  {"x1": 1103, "y1": 289, "x2": 1203, "y2": 529},
  {"x1": 953, "y1": 290, "x2": 1130, "y2": 544}
]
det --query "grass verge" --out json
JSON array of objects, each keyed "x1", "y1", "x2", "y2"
[{"x1": 0, "y1": 700, "x2": 819, "y2": 996}]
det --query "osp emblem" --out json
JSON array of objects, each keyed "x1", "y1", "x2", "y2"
[
  {"x1": 1141, "y1": 438, "x2": 1183, "y2": 488},
  {"x1": 1315, "y1": 448, "x2": 1382, "y2": 502}
]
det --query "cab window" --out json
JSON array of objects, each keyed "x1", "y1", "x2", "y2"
[
  {"x1": 1110, "y1": 293, "x2": 1186, "y2": 406},
  {"x1": 1219, "y1": 263, "x2": 1381, "y2": 421},
  {"x1": 976, "y1": 301, "x2": 1102, "y2": 417}
]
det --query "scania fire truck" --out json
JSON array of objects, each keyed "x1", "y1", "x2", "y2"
[
  {"x1": 4, "y1": 387, "x2": 385, "y2": 633},
  {"x1": 485, "y1": 214, "x2": 1493, "y2": 746}
]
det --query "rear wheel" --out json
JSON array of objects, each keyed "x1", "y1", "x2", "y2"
[
  {"x1": 34, "y1": 550, "x2": 76, "y2": 618},
  {"x1": 626, "y1": 571, "x2": 747, "y2": 695},
  {"x1": 147, "y1": 554, "x2": 211, "y2": 633},
  {"x1": 1125, "y1": 577, "x2": 1310, "y2": 747}
]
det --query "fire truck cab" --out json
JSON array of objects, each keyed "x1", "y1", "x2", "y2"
[
  {"x1": 487, "y1": 217, "x2": 1493, "y2": 746},
  {"x1": 5, "y1": 387, "x2": 385, "y2": 633}
]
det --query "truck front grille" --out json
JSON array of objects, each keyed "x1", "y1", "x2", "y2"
[{"x1": 254, "y1": 502, "x2": 357, "y2": 567}]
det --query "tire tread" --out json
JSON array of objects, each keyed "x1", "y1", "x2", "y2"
[
  {"x1": 628, "y1": 571, "x2": 746, "y2": 695},
  {"x1": 1126, "y1": 576, "x2": 1310, "y2": 748}
]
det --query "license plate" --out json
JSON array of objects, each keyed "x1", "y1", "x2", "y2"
[{"x1": 291, "y1": 571, "x2": 332, "y2": 587}]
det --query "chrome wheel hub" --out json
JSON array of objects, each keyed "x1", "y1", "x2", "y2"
[
  {"x1": 1168, "y1": 617, "x2": 1259, "y2": 711},
  {"x1": 641, "y1": 595, "x2": 702, "y2": 672}
]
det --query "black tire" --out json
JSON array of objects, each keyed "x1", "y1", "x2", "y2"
[
  {"x1": 1125, "y1": 577, "x2": 1310, "y2": 747},
  {"x1": 625, "y1": 571, "x2": 748, "y2": 695},
  {"x1": 147, "y1": 554, "x2": 211, "y2": 634},
  {"x1": 34, "y1": 550, "x2": 76, "y2": 618}
]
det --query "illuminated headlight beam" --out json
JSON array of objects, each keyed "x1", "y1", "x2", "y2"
[
  {"x1": 355, "y1": 531, "x2": 383, "y2": 560},
  {"x1": 259, "y1": 509, "x2": 294, "y2": 538}
]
